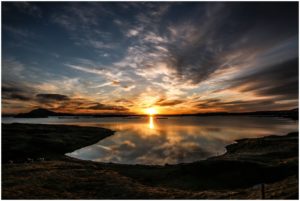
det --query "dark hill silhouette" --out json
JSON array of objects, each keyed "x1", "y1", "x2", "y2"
[
  {"x1": 15, "y1": 108, "x2": 61, "y2": 118},
  {"x1": 14, "y1": 108, "x2": 298, "y2": 120},
  {"x1": 191, "y1": 108, "x2": 298, "y2": 120},
  {"x1": 14, "y1": 108, "x2": 129, "y2": 118},
  {"x1": 189, "y1": 108, "x2": 299, "y2": 120}
]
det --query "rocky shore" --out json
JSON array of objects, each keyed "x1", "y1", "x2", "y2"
[{"x1": 2, "y1": 123, "x2": 298, "y2": 199}]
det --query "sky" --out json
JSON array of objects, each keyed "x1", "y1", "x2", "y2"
[{"x1": 2, "y1": 2, "x2": 299, "y2": 115}]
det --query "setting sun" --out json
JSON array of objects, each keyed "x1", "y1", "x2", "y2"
[
  {"x1": 1, "y1": 2, "x2": 298, "y2": 199},
  {"x1": 146, "y1": 107, "x2": 157, "y2": 116}
]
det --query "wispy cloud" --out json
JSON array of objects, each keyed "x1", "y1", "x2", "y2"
[
  {"x1": 2, "y1": 2, "x2": 298, "y2": 114},
  {"x1": 2, "y1": 58, "x2": 25, "y2": 81},
  {"x1": 12, "y1": 2, "x2": 42, "y2": 18},
  {"x1": 3, "y1": 26, "x2": 34, "y2": 38},
  {"x1": 67, "y1": 64, "x2": 105, "y2": 76}
]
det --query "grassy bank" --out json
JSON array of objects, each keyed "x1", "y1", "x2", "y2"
[
  {"x1": 2, "y1": 123, "x2": 114, "y2": 162},
  {"x1": 2, "y1": 123, "x2": 298, "y2": 199}
]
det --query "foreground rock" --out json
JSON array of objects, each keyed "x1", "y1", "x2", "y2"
[{"x1": 2, "y1": 123, "x2": 298, "y2": 199}]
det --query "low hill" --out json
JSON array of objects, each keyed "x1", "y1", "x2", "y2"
[
  {"x1": 15, "y1": 108, "x2": 61, "y2": 118},
  {"x1": 14, "y1": 108, "x2": 298, "y2": 120}
]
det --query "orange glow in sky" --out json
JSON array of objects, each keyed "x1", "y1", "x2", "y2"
[
  {"x1": 146, "y1": 107, "x2": 157, "y2": 116},
  {"x1": 1, "y1": 3, "x2": 298, "y2": 116}
]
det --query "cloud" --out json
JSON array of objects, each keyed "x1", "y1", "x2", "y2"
[
  {"x1": 126, "y1": 29, "x2": 140, "y2": 37},
  {"x1": 36, "y1": 94, "x2": 70, "y2": 102},
  {"x1": 51, "y1": 3, "x2": 101, "y2": 30},
  {"x1": 2, "y1": 85, "x2": 24, "y2": 93},
  {"x1": 35, "y1": 94, "x2": 130, "y2": 113},
  {"x1": 34, "y1": 93, "x2": 71, "y2": 109},
  {"x1": 82, "y1": 103, "x2": 128, "y2": 111},
  {"x1": 3, "y1": 92, "x2": 31, "y2": 102},
  {"x1": 2, "y1": 2, "x2": 298, "y2": 114},
  {"x1": 143, "y1": 32, "x2": 168, "y2": 44},
  {"x1": 2, "y1": 58, "x2": 25, "y2": 81},
  {"x1": 11, "y1": 2, "x2": 42, "y2": 18},
  {"x1": 195, "y1": 98, "x2": 296, "y2": 112},
  {"x1": 67, "y1": 62, "x2": 123, "y2": 82},
  {"x1": 3, "y1": 26, "x2": 33, "y2": 38},
  {"x1": 2, "y1": 84, "x2": 34, "y2": 102},
  {"x1": 160, "y1": 3, "x2": 298, "y2": 85},
  {"x1": 115, "y1": 99, "x2": 133, "y2": 104},
  {"x1": 51, "y1": 3, "x2": 119, "y2": 52},
  {"x1": 226, "y1": 58, "x2": 298, "y2": 100},
  {"x1": 156, "y1": 98, "x2": 184, "y2": 106},
  {"x1": 75, "y1": 38, "x2": 116, "y2": 50},
  {"x1": 66, "y1": 61, "x2": 136, "y2": 92},
  {"x1": 9, "y1": 94, "x2": 31, "y2": 101},
  {"x1": 51, "y1": 14, "x2": 77, "y2": 30},
  {"x1": 67, "y1": 64, "x2": 105, "y2": 76}
]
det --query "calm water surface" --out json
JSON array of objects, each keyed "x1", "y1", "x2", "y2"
[{"x1": 2, "y1": 116, "x2": 298, "y2": 165}]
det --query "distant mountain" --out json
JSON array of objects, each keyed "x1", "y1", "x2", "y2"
[
  {"x1": 15, "y1": 108, "x2": 61, "y2": 118},
  {"x1": 14, "y1": 108, "x2": 130, "y2": 118},
  {"x1": 14, "y1": 108, "x2": 298, "y2": 120},
  {"x1": 191, "y1": 108, "x2": 298, "y2": 120}
]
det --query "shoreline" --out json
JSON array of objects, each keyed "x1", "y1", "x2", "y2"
[
  {"x1": 2, "y1": 123, "x2": 115, "y2": 163},
  {"x1": 2, "y1": 123, "x2": 298, "y2": 199}
]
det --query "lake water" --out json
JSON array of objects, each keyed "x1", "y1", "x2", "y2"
[{"x1": 2, "y1": 116, "x2": 298, "y2": 165}]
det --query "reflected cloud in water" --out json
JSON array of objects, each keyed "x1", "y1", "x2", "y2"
[
  {"x1": 2, "y1": 116, "x2": 298, "y2": 165},
  {"x1": 63, "y1": 116, "x2": 297, "y2": 165}
]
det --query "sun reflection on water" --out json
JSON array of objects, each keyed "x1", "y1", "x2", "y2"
[
  {"x1": 149, "y1": 116, "x2": 154, "y2": 129},
  {"x1": 24, "y1": 116, "x2": 297, "y2": 165}
]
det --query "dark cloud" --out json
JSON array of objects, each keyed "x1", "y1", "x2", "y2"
[
  {"x1": 196, "y1": 99, "x2": 221, "y2": 108},
  {"x1": 2, "y1": 86, "x2": 23, "y2": 93},
  {"x1": 3, "y1": 2, "x2": 42, "y2": 18},
  {"x1": 36, "y1": 94, "x2": 70, "y2": 103},
  {"x1": 49, "y1": 97, "x2": 129, "y2": 112},
  {"x1": 83, "y1": 103, "x2": 128, "y2": 111},
  {"x1": 15, "y1": 2, "x2": 42, "y2": 17},
  {"x1": 2, "y1": 93, "x2": 31, "y2": 102},
  {"x1": 9, "y1": 94, "x2": 31, "y2": 101},
  {"x1": 1, "y1": 84, "x2": 129, "y2": 113},
  {"x1": 164, "y1": 2, "x2": 298, "y2": 84},
  {"x1": 227, "y1": 58, "x2": 298, "y2": 100},
  {"x1": 167, "y1": 45, "x2": 222, "y2": 84},
  {"x1": 2, "y1": 2, "x2": 298, "y2": 113},
  {"x1": 114, "y1": 99, "x2": 134, "y2": 107},
  {"x1": 196, "y1": 98, "x2": 296, "y2": 112},
  {"x1": 156, "y1": 98, "x2": 183, "y2": 106},
  {"x1": 115, "y1": 99, "x2": 133, "y2": 103},
  {"x1": 2, "y1": 84, "x2": 33, "y2": 102}
]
